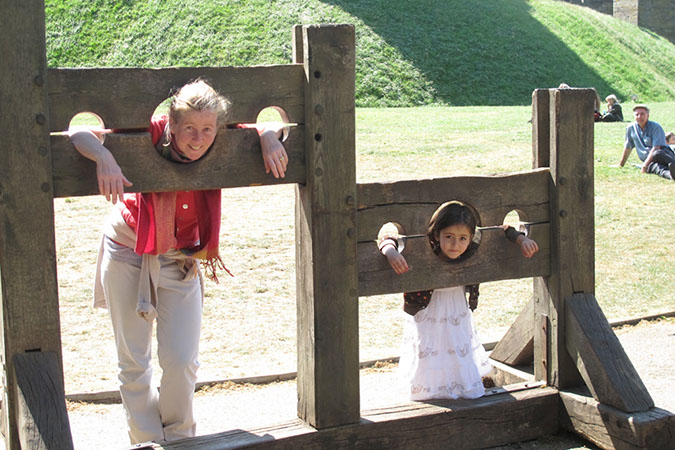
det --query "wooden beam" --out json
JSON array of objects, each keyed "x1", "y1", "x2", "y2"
[
  {"x1": 294, "y1": 24, "x2": 359, "y2": 429},
  {"x1": 490, "y1": 298, "x2": 534, "y2": 365},
  {"x1": 50, "y1": 127, "x2": 306, "y2": 197},
  {"x1": 560, "y1": 390, "x2": 674, "y2": 449},
  {"x1": 13, "y1": 352, "x2": 73, "y2": 450},
  {"x1": 565, "y1": 293, "x2": 653, "y2": 412},
  {"x1": 155, "y1": 386, "x2": 559, "y2": 449},
  {"x1": 532, "y1": 89, "x2": 550, "y2": 168},
  {"x1": 0, "y1": 1, "x2": 65, "y2": 447},
  {"x1": 358, "y1": 223, "x2": 551, "y2": 297},
  {"x1": 356, "y1": 169, "x2": 551, "y2": 242},
  {"x1": 47, "y1": 65, "x2": 305, "y2": 131},
  {"x1": 533, "y1": 88, "x2": 594, "y2": 388}
]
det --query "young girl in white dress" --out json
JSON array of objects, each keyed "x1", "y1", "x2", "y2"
[{"x1": 379, "y1": 201, "x2": 539, "y2": 401}]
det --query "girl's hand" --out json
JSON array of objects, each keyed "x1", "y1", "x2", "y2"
[
  {"x1": 382, "y1": 245, "x2": 409, "y2": 275},
  {"x1": 519, "y1": 236, "x2": 539, "y2": 258}
]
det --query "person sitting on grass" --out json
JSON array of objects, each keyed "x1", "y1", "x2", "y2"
[
  {"x1": 617, "y1": 104, "x2": 674, "y2": 181},
  {"x1": 666, "y1": 131, "x2": 675, "y2": 150},
  {"x1": 599, "y1": 94, "x2": 623, "y2": 122}
]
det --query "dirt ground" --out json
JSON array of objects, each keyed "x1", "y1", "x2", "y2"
[{"x1": 65, "y1": 317, "x2": 674, "y2": 449}]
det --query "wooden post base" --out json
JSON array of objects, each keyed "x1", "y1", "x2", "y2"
[{"x1": 560, "y1": 389, "x2": 675, "y2": 449}]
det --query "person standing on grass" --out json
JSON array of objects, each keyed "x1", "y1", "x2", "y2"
[
  {"x1": 618, "y1": 104, "x2": 674, "y2": 181},
  {"x1": 68, "y1": 79, "x2": 288, "y2": 444},
  {"x1": 378, "y1": 201, "x2": 538, "y2": 401}
]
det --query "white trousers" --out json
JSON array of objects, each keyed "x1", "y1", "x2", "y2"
[{"x1": 101, "y1": 249, "x2": 202, "y2": 444}]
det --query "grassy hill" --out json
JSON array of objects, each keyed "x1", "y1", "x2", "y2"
[{"x1": 46, "y1": 0, "x2": 675, "y2": 106}]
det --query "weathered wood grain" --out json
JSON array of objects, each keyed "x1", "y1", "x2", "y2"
[
  {"x1": 0, "y1": 2, "x2": 65, "y2": 447},
  {"x1": 294, "y1": 24, "x2": 359, "y2": 429},
  {"x1": 356, "y1": 169, "x2": 551, "y2": 242},
  {"x1": 533, "y1": 88, "x2": 593, "y2": 388},
  {"x1": 13, "y1": 352, "x2": 73, "y2": 450},
  {"x1": 47, "y1": 65, "x2": 305, "y2": 131},
  {"x1": 490, "y1": 298, "x2": 535, "y2": 365},
  {"x1": 51, "y1": 127, "x2": 306, "y2": 197},
  {"x1": 560, "y1": 389, "x2": 674, "y2": 449},
  {"x1": 154, "y1": 386, "x2": 560, "y2": 449},
  {"x1": 565, "y1": 293, "x2": 653, "y2": 412},
  {"x1": 358, "y1": 222, "x2": 551, "y2": 297},
  {"x1": 532, "y1": 89, "x2": 550, "y2": 168}
]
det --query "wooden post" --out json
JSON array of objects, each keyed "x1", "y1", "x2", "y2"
[
  {"x1": 294, "y1": 25, "x2": 359, "y2": 428},
  {"x1": 0, "y1": 1, "x2": 70, "y2": 448},
  {"x1": 13, "y1": 353, "x2": 73, "y2": 449},
  {"x1": 533, "y1": 88, "x2": 594, "y2": 388},
  {"x1": 532, "y1": 89, "x2": 550, "y2": 168}
]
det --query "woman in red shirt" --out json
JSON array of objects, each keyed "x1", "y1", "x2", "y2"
[{"x1": 69, "y1": 79, "x2": 287, "y2": 444}]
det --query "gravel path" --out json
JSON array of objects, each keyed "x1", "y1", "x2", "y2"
[{"x1": 67, "y1": 318, "x2": 674, "y2": 449}]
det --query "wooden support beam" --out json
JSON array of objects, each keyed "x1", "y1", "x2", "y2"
[
  {"x1": 47, "y1": 65, "x2": 306, "y2": 131},
  {"x1": 13, "y1": 352, "x2": 73, "y2": 450},
  {"x1": 565, "y1": 293, "x2": 653, "y2": 412},
  {"x1": 490, "y1": 297, "x2": 534, "y2": 365},
  {"x1": 294, "y1": 24, "x2": 359, "y2": 429},
  {"x1": 560, "y1": 390, "x2": 674, "y2": 449},
  {"x1": 0, "y1": 1, "x2": 66, "y2": 447},
  {"x1": 50, "y1": 128, "x2": 306, "y2": 197},
  {"x1": 155, "y1": 386, "x2": 559, "y2": 449},
  {"x1": 532, "y1": 89, "x2": 550, "y2": 168},
  {"x1": 533, "y1": 88, "x2": 594, "y2": 388}
]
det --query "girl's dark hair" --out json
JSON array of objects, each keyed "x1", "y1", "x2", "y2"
[{"x1": 427, "y1": 201, "x2": 481, "y2": 310}]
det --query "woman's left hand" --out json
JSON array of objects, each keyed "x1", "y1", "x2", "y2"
[{"x1": 260, "y1": 129, "x2": 288, "y2": 178}]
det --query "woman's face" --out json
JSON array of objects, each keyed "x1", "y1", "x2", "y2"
[
  {"x1": 436, "y1": 224, "x2": 473, "y2": 260},
  {"x1": 170, "y1": 109, "x2": 218, "y2": 161}
]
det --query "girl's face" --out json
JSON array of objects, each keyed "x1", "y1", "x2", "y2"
[
  {"x1": 436, "y1": 224, "x2": 473, "y2": 260},
  {"x1": 170, "y1": 109, "x2": 218, "y2": 161}
]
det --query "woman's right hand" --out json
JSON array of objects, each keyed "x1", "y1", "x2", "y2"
[
  {"x1": 95, "y1": 153, "x2": 132, "y2": 204},
  {"x1": 68, "y1": 128, "x2": 132, "y2": 204}
]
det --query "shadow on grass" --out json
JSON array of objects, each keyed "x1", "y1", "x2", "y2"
[{"x1": 324, "y1": 0, "x2": 616, "y2": 105}]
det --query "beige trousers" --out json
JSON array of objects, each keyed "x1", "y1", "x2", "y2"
[{"x1": 101, "y1": 247, "x2": 202, "y2": 444}]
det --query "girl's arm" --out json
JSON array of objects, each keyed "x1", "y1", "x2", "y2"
[
  {"x1": 502, "y1": 225, "x2": 539, "y2": 258},
  {"x1": 68, "y1": 127, "x2": 132, "y2": 204},
  {"x1": 379, "y1": 238, "x2": 409, "y2": 275}
]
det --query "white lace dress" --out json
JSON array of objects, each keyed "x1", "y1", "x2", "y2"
[{"x1": 399, "y1": 285, "x2": 491, "y2": 401}]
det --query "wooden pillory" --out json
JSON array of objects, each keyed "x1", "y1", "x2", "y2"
[{"x1": 1, "y1": 2, "x2": 673, "y2": 448}]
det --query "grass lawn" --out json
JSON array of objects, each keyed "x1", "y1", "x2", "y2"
[{"x1": 56, "y1": 102, "x2": 674, "y2": 394}]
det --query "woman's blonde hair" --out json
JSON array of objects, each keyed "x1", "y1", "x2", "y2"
[
  {"x1": 169, "y1": 78, "x2": 230, "y2": 126},
  {"x1": 605, "y1": 94, "x2": 619, "y2": 105}
]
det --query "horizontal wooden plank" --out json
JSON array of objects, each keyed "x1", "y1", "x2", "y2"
[
  {"x1": 560, "y1": 389, "x2": 675, "y2": 449},
  {"x1": 157, "y1": 386, "x2": 559, "y2": 449},
  {"x1": 47, "y1": 65, "x2": 305, "y2": 131},
  {"x1": 356, "y1": 168, "x2": 551, "y2": 242},
  {"x1": 51, "y1": 127, "x2": 306, "y2": 198},
  {"x1": 358, "y1": 222, "x2": 551, "y2": 297}
]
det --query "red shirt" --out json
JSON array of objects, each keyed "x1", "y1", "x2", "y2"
[{"x1": 119, "y1": 116, "x2": 200, "y2": 250}]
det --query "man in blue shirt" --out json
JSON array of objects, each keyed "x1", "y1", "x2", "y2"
[{"x1": 618, "y1": 104, "x2": 674, "y2": 181}]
